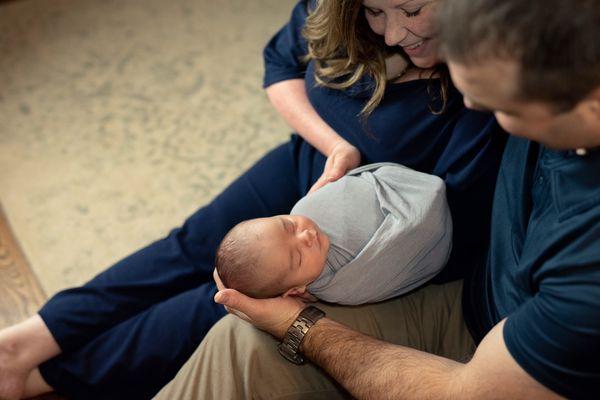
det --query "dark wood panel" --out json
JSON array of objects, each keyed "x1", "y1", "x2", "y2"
[{"x1": 0, "y1": 204, "x2": 46, "y2": 329}]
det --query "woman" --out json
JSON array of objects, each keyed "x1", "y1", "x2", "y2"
[{"x1": 0, "y1": 0, "x2": 505, "y2": 399}]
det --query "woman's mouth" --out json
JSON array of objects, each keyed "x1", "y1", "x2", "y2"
[
  {"x1": 402, "y1": 38, "x2": 430, "y2": 57},
  {"x1": 404, "y1": 40, "x2": 424, "y2": 50}
]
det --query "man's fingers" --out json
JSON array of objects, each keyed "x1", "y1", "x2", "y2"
[
  {"x1": 223, "y1": 305, "x2": 252, "y2": 322},
  {"x1": 215, "y1": 288, "x2": 260, "y2": 319},
  {"x1": 214, "y1": 288, "x2": 239, "y2": 307},
  {"x1": 213, "y1": 269, "x2": 226, "y2": 291}
]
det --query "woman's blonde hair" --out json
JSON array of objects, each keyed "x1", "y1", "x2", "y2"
[{"x1": 302, "y1": 0, "x2": 448, "y2": 119}]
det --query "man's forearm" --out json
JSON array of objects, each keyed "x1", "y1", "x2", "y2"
[
  {"x1": 301, "y1": 318, "x2": 465, "y2": 400},
  {"x1": 213, "y1": 284, "x2": 556, "y2": 399}
]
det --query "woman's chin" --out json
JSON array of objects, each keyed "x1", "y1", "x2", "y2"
[
  {"x1": 406, "y1": 40, "x2": 441, "y2": 69},
  {"x1": 410, "y1": 56, "x2": 440, "y2": 70}
]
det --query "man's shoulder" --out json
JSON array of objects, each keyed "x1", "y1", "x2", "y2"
[{"x1": 541, "y1": 146, "x2": 600, "y2": 221}]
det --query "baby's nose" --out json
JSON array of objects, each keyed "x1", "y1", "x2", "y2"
[{"x1": 300, "y1": 229, "x2": 317, "y2": 246}]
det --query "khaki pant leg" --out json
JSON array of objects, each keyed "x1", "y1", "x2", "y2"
[{"x1": 155, "y1": 280, "x2": 474, "y2": 400}]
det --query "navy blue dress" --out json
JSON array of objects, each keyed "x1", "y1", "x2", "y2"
[{"x1": 37, "y1": 1, "x2": 505, "y2": 398}]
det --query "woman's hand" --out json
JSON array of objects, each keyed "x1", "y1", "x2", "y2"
[
  {"x1": 266, "y1": 80, "x2": 360, "y2": 191},
  {"x1": 309, "y1": 140, "x2": 361, "y2": 193},
  {"x1": 213, "y1": 270, "x2": 304, "y2": 339}
]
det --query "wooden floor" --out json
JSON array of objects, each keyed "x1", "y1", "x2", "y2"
[
  {"x1": 0, "y1": 205, "x2": 66, "y2": 399},
  {"x1": 0, "y1": 204, "x2": 46, "y2": 329}
]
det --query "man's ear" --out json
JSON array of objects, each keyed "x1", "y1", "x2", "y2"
[
  {"x1": 282, "y1": 285, "x2": 307, "y2": 298},
  {"x1": 582, "y1": 86, "x2": 600, "y2": 120},
  {"x1": 572, "y1": 87, "x2": 600, "y2": 144}
]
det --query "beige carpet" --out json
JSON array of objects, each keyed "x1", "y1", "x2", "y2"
[{"x1": 0, "y1": 0, "x2": 296, "y2": 296}]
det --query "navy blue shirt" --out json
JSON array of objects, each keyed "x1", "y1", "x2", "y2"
[
  {"x1": 263, "y1": 0, "x2": 506, "y2": 282},
  {"x1": 464, "y1": 136, "x2": 600, "y2": 398}
]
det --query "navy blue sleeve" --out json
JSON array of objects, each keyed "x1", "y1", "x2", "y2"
[
  {"x1": 263, "y1": 0, "x2": 313, "y2": 88},
  {"x1": 504, "y1": 202, "x2": 600, "y2": 398}
]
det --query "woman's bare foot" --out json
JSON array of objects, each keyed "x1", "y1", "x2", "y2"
[
  {"x1": 0, "y1": 338, "x2": 28, "y2": 400},
  {"x1": 23, "y1": 368, "x2": 53, "y2": 399},
  {"x1": 0, "y1": 316, "x2": 60, "y2": 400}
]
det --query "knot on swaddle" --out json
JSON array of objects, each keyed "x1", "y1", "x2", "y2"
[{"x1": 292, "y1": 162, "x2": 452, "y2": 305}]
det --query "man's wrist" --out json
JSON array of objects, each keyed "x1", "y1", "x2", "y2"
[
  {"x1": 272, "y1": 305, "x2": 305, "y2": 339},
  {"x1": 278, "y1": 306, "x2": 326, "y2": 364}
]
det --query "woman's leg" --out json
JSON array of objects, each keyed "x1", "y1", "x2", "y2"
[
  {"x1": 22, "y1": 368, "x2": 53, "y2": 399},
  {"x1": 1, "y1": 138, "x2": 313, "y2": 398},
  {"x1": 0, "y1": 316, "x2": 59, "y2": 400},
  {"x1": 36, "y1": 140, "x2": 304, "y2": 353},
  {"x1": 31, "y1": 282, "x2": 224, "y2": 400}
]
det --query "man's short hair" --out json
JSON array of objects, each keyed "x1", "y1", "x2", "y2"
[{"x1": 439, "y1": 0, "x2": 600, "y2": 110}]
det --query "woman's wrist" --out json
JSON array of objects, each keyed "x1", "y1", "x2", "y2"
[{"x1": 323, "y1": 137, "x2": 349, "y2": 157}]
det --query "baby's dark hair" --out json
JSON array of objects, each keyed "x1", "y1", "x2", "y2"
[{"x1": 215, "y1": 220, "x2": 287, "y2": 299}]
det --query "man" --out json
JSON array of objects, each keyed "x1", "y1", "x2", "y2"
[{"x1": 155, "y1": 0, "x2": 599, "y2": 398}]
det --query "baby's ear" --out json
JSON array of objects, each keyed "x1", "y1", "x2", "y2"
[{"x1": 282, "y1": 285, "x2": 307, "y2": 298}]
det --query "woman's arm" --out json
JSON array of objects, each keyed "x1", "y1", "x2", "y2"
[
  {"x1": 266, "y1": 79, "x2": 345, "y2": 156},
  {"x1": 266, "y1": 79, "x2": 360, "y2": 191},
  {"x1": 263, "y1": 1, "x2": 360, "y2": 191}
]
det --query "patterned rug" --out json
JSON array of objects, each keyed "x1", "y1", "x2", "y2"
[{"x1": 0, "y1": 0, "x2": 296, "y2": 296}]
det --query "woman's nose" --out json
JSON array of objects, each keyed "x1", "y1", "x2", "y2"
[{"x1": 384, "y1": 18, "x2": 408, "y2": 46}]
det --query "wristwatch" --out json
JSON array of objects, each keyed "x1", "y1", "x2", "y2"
[{"x1": 278, "y1": 306, "x2": 326, "y2": 364}]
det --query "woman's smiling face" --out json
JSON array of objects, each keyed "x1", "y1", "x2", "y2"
[{"x1": 362, "y1": 0, "x2": 441, "y2": 68}]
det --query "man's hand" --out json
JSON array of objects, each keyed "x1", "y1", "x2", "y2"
[
  {"x1": 309, "y1": 140, "x2": 361, "y2": 193},
  {"x1": 294, "y1": 291, "x2": 319, "y2": 302},
  {"x1": 213, "y1": 270, "x2": 305, "y2": 338}
]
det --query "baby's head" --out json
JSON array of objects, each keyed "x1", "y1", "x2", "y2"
[{"x1": 216, "y1": 215, "x2": 330, "y2": 298}]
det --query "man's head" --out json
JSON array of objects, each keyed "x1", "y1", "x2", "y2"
[
  {"x1": 439, "y1": 0, "x2": 600, "y2": 149},
  {"x1": 215, "y1": 215, "x2": 330, "y2": 299}
]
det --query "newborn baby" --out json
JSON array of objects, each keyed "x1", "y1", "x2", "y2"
[{"x1": 216, "y1": 163, "x2": 452, "y2": 305}]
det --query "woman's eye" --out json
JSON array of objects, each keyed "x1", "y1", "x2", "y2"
[
  {"x1": 404, "y1": 7, "x2": 422, "y2": 17},
  {"x1": 365, "y1": 7, "x2": 383, "y2": 17}
]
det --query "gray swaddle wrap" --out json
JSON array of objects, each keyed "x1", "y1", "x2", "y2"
[{"x1": 290, "y1": 162, "x2": 452, "y2": 305}]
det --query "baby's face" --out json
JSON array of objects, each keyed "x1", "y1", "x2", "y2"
[{"x1": 246, "y1": 215, "x2": 330, "y2": 290}]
